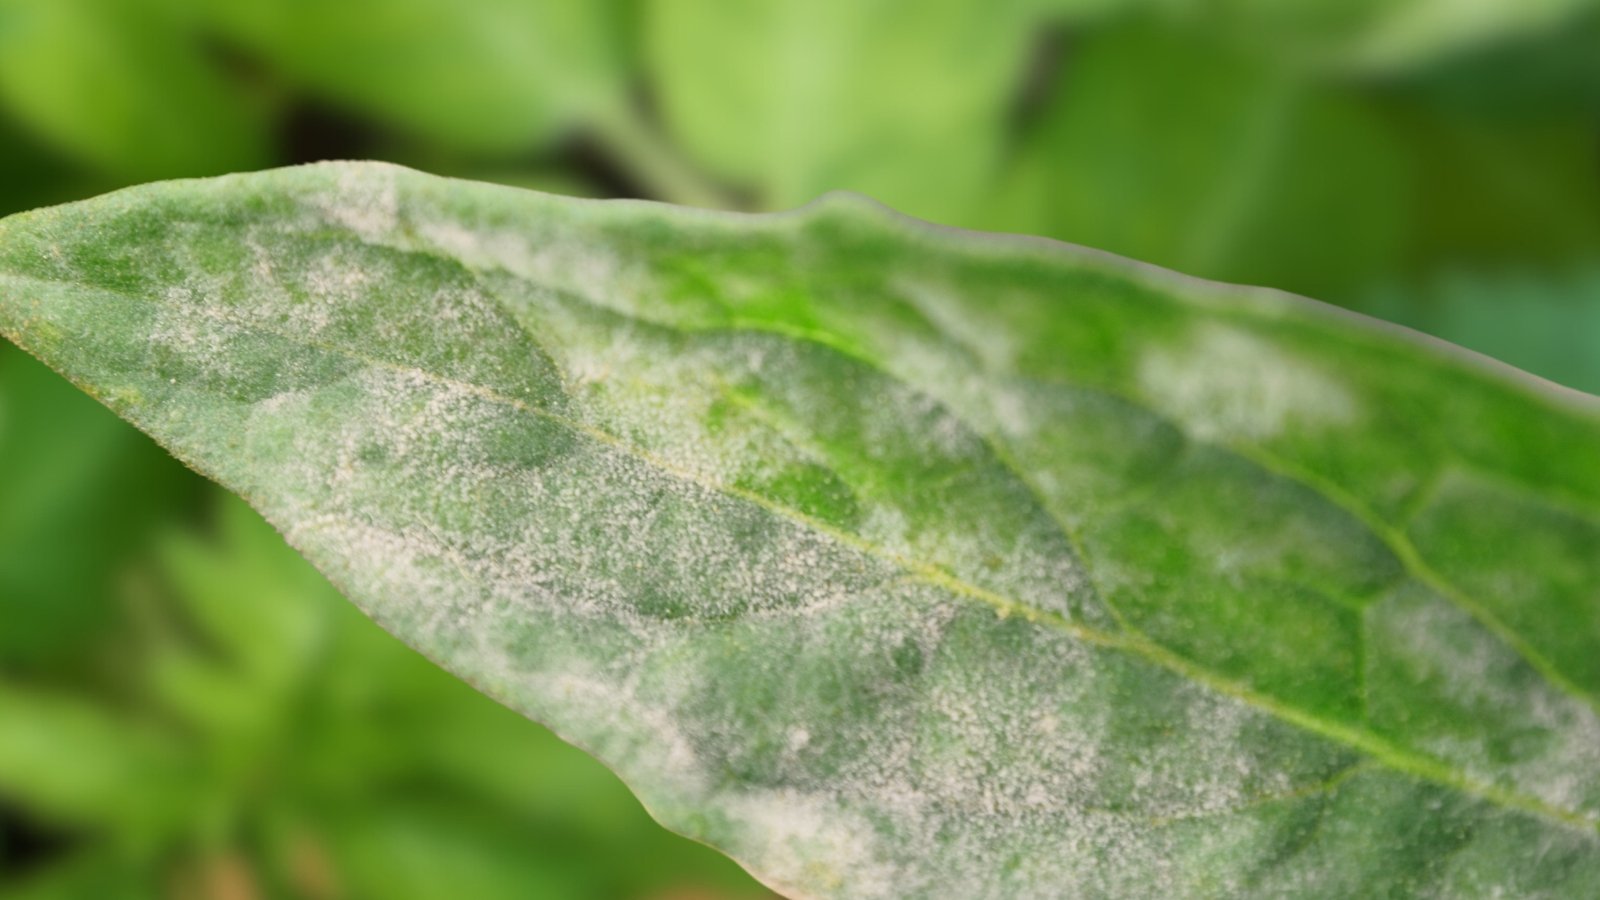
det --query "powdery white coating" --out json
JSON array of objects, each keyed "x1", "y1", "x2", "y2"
[
  {"x1": 510, "y1": 287, "x2": 1101, "y2": 626},
  {"x1": 412, "y1": 214, "x2": 649, "y2": 320},
  {"x1": 1136, "y1": 323, "x2": 1360, "y2": 441},
  {"x1": 7, "y1": 162, "x2": 1600, "y2": 898},
  {"x1": 1368, "y1": 586, "x2": 1600, "y2": 825},
  {"x1": 893, "y1": 274, "x2": 1021, "y2": 372},
  {"x1": 450, "y1": 579, "x2": 1348, "y2": 899},
  {"x1": 318, "y1": 164, "x2": 400, "y2": 243},
  {"x1": 524, "y1": 666, "x2": 708, "y2": 795},
  {"x1": 206, "y1": 320, "x2": 1346, "y2": 896},
  {"x1": 719, "y1": 790, "x2": 898, "y2": 898}
]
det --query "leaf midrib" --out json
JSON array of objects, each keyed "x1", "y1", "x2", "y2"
[{"x1": 7, "y1": 263, "x2": 1589, "y2": 838}]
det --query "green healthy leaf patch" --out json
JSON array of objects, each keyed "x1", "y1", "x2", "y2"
[{"x1": 0, "y1": 163, "x2": 1597, "y2": 898}]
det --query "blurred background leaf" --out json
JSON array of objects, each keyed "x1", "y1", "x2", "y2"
[
  {"x1": 1186, "y1": 0, "x2": 1600, "y2": 71},
  {"x1": 203, "y1": 0, "x2": 631, "y2": 156},
  {"x1": 643, "y1": 0, "x2": 1042, "y2": 221},
  {"x1": 0, "y1": 346, "x2": 205, "y2": 669},
  {"x1": 0, "y1": 0, "x2": 270, "y2": 179},
  {"x1": 980, "y1": 23, "x2": 1412, "y2": 302},
  {"x1": 0, "y1": 0, "x2": 1595, "y2": 896}
]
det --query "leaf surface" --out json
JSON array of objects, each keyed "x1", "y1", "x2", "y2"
[{"x1": 1, "y1": 163, "x2": 1598, "y2": 898}]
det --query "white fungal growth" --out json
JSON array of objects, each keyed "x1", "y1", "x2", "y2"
[
  {"x1": 1368, "y1": 586, "x2": 1600, "y2": 824},
  {"x1": 414, "y1": 215, "x2": 638, "y2": 313},
  {"x1": 1138, "y1": 324, "x2": 1359, "y2": 441},
  {"x1": 319, "y1": 164, "x2": 400, "y2": 242},
  {"x1": 895, "y1": 275, "x2": 1021, "y2": 372},
  {"x1": 722, "y1": 790, "x2": 899, "y2": 899}
]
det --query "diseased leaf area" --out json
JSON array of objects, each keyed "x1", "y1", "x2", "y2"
[{"x1": 1, "y1": 164, "x2": 1597, "y2": 897}]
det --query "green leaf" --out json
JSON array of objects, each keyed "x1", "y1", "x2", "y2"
[
  {"x1": 1387, "y1": 106, "x2": 1600, "y2": 270},
  {"x1": 0, "y1": 0, "x2": 269, "y2": 179},
  {"x1": 318, "y1": 799, "x2": 592, "y2": 900},
  {"x1": 0, "y1": 342, "x2": 205, "y2": 666},
  {"x1": 0, "y1": 683, "x2": 197, "y2": 834},
  {"x1": 204, "y1": 0, "x2": 629, "y2": 155},
  {"x1": 1162, "y1": 0, "x2": 1600, "y2": 72},
  {"x1": 983, "y1": 25, "x2": 1409, "y2": 304},
  {"x1": 644, "y1": 0, "x2": 1040, "y2": 221},
  {"x1": 1, "y1": 162, "x2": 1598, "y2": 897}
]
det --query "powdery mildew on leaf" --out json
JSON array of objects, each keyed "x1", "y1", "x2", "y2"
[
  {"x1": 1136, "y1": 324, "x2": 1359, "y2": 441},
  {"x1": 1, "y1": 162, "x2": 1598, "y2": 898}
]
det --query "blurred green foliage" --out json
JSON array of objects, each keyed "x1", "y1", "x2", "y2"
[
  {"x1": 0, "y1": 0, "x2": 1596, "y2": 896},
  {"x1": 0, "y1": 471, "x2": 766, "y2": 898}
]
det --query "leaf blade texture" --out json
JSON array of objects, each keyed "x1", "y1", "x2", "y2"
[{"x1": 1, "y1": 162, "x2": 1598, "y2": 898}]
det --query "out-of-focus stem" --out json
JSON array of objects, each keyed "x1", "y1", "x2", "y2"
[{"x1": 589, "y1": 104, "x2": 741, "y2": 211}]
